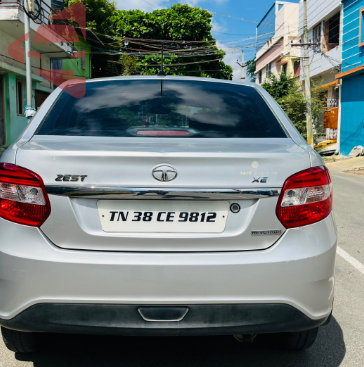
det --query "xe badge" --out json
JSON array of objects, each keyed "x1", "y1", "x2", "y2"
[{"x1": 252, "y1": 177, "x2": 268, "y2": 183}]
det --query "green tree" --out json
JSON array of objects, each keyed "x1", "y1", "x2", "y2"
[
  {"x1": 120, "y1": 55, "x2": 140, "y2": 76},
  {"x1": 63, "y1": 2, "x2": 233, "y2": 79},
  {"x1": 64, "y1": 0, "x2": 119, "y2": 77},
  {"x1": 110, "y1": 4, "x2": 233, "y2": 79},
  {"x1": 65, "y1": 0, "x2": 116, "y2": 33},
  {"x1": 261, "y1": 72, "x2": 294, "y2": 100},
  {"x1": 245, "y1": 58, "x2": 256, "y2": 82},
  {"x1": 261, "y1": 73, "x2": 324, "y2": 141}
]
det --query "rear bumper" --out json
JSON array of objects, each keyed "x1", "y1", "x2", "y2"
[
  {"x1": 0, "y1": 213, "x2": 337, "y2": 333},
  {"x1": 0, "y1": 303, "x2": 329, "y2": 336}
]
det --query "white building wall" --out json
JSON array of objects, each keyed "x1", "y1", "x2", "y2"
[
  {"x1": 0, "y1": 29, "x2": 52, "y2": 90},
  {"x1": 298, "y1": 0, "x2": 342, "y2": 80},
  {"x1": 307, "y1": 46, "x2": 342, "y2": 79},
  {"x1": 299, "y1": 0, "x2": 342, "y2": 30},
  {"x1": 276, "y1": 3, "x2": 299, "y2": 38},
  {"x1": 257, "y1": 2, "x2": 300, "y2": 60},
  {"x1": 0, "y1": 4, "x2": 74, "y2": 89},
  {"x1": 255, "y1": 2, "x2": 300, "y2": 84}
]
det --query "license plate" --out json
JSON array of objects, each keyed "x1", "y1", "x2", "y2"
[{"x1": 97, "y1": 200, "x2": 229, "y2": 233}]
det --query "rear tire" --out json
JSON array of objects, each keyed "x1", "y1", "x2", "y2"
[
  {"x1": 1, "y1": 327, "x2": 41, "y2": 353},
  {"x1": 280, "y1": 327, "x2": 319, "y2": 351}
]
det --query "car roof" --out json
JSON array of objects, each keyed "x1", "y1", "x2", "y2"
[{"x1": 85, "y1": 75, "x2": 258, "y2": 88}]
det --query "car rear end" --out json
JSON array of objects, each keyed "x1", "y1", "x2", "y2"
[{"x1": 0, "y1": 77, "x2": 336, "y2": 345}]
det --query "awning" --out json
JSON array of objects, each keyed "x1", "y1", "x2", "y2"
[
  {"x1": 276, "y1": 57, "x2": 289, "y2": 65},
  {"x1": 336, "y1": 65, "x2": 364, "y2": 79},
  {"x1": 311, "y1": 80, "x2": 340, "y2": 91}
]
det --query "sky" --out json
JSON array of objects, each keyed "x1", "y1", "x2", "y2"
[{"x1": 115, "y1": 0, "x2": 295, "y2": 81}]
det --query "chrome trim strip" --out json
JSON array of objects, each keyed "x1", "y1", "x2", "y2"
[{"x1": 45, "y1": 186, "x2": 281, "y2": 200}]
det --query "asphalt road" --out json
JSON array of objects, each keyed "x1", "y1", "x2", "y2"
[{"x1": 0, "y1": 164, "x2": 363, "y2": 367}]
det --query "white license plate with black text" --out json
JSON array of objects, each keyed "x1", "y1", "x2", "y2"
[{"x1": 97, "y1": 200, "x2": 229, "y2": 233}]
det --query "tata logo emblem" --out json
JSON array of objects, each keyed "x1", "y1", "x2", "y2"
[
  {"x1": 152, "y1": 164, "x2": 178, "y2": 182},
  {"x1": 252, "y1": 176, "x2": 268, "y2": 183}
]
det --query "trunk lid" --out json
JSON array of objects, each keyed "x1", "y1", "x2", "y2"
[{"x1": 16, "y1": 136, "x2": 311, "y2": 252}]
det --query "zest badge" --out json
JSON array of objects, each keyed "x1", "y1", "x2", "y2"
[{"x1": 55, "y1": 175, "x2": 88, "y2": 182}]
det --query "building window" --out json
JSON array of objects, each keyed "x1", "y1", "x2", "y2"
[
  {"x1": 294, "y1": 61, "x2": 301, "y2": 77},
  {"x1": 360, "y1": 8, "x2": 364, "y2": 47},
  {"x1": 313, "y1": 24, "x2": 321, "y2": 47},
  {"x1": 16, "y1": 80, "x2": 23, "y2": 116},
  {"x1": 51, "y1": 60, "x2": 63, "y2": 89},
  {"x1": 328, "y1": 13, "x2": 340, "y2": 44},
  {"x1": 266, "y1": 62, "x2": 271, "y2": 76},
  {"x1": 322, "y1": 12, "x2": 340, "y2": 52},
  {"x1": 258, "y1": 70, "x2": 262, "y2": 84},
  {"x1": 52, "y1": 59, "x2": 63, "y2": 70},
  {"x1": 282, "y1": 63, "x2": 287, "y2": 75}
]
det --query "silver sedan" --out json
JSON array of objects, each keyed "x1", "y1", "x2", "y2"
[{"x1": 0, "y1": 76, "x2": 337, "y2": 353}]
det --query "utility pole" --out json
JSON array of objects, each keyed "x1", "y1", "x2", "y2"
[
  {"x1": 303, "y1": 0, "x2": 313, "y2": 147},
  {"x1": 236, "y1": 52, "x2": 246, "y2": 82},
  {"x1": 24, "y1": 0, "x2": 35, "y2": 119},
  {"x1": 241, "y1": 51, "x2": 245, "y2": 81},
  {"x1": 158, "y1": 42, "x2": 166, "y2": 76}
]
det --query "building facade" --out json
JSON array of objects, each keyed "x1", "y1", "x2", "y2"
[
  {"x1": 255, "y1": 1, "x2": 301, "y2": 85},
  {"x1": 335, "y1": 0, "x2": 364, "y2": 155},
  {"x1": 61, "y1": 33, "x2": 92, "y2": 80},
  {"x1": 54, "y1": 28, "x2": 102, "y2": 80},
  {"x1": 299, "y1": 0, "x2": 342, "y2": 142},
  {"x1": 0, "y1": 0, "x2": 93, "y2": 155}
]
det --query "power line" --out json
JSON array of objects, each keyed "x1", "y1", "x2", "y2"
[
  {"x1": 208, "y1": 10, "x2": 275, "y2": 26},
  {"x1": 141, "y1": 0, "x2": 159, "y2": 10},
  {"x1": 109, "y1": 57, "x2": 224, "y2": 67}
]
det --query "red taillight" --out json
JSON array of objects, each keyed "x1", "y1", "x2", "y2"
[
  {"x1": 276, "y1": 166, "x2": 332, "y2": 229},
  {"x1": 0, "y1": 163, "x2": 51, "y2": 227}
]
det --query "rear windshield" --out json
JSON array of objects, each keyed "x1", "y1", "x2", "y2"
[{"x1": 37, "y1": 80, "x2": 287, "y2": 138}]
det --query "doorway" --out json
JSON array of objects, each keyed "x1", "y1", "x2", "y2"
[
  {"x1": 35, "y1": 90, "x2": 50, "y2": 109},
  {"x1": 0, "y1": 75, "x2": 5, "y2": 146}
]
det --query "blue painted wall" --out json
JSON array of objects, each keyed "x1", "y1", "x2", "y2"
[
  {"x1": 340, "y1": 74, "x2": 364, "y2": 155},
  {"x1": 342, "y1": 0, "x2": 364, "y2": 72},
  {"x1": 340, "y1": 0, "x2": 364, "y2": 155}
]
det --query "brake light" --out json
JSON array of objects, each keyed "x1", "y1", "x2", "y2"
[
  {"x1": 0, "y1": 163, "x2": 51, "y2": 227},
  {"x1": 137, "y1": 131, "x2": 190, "y2": 136},
  {"x1": 276, "y1": 166, "x2": 332, "y2": 228}
]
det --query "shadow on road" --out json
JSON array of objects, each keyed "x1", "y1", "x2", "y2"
[{"x1": 16, "y1": 317, "x2": 345, "y2": 367}]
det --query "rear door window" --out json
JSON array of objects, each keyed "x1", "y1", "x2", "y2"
[{"x1": 37, "y1": 79, "x2": 287, "y2": 138}]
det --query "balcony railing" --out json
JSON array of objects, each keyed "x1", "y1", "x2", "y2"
[{"x1": 327, "y1": 96, "x2": 339, "y2": 108}]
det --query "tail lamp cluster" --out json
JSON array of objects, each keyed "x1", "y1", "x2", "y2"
[
  {"x1": 276, "y1": 166, "x2": 332, "y2": 228},
  {"x1": 0, "y1": 163, "x2": 51, "y2": 227},
  {"x1": 0, "y1": 163, "x2": 332, "y2": 229}
]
